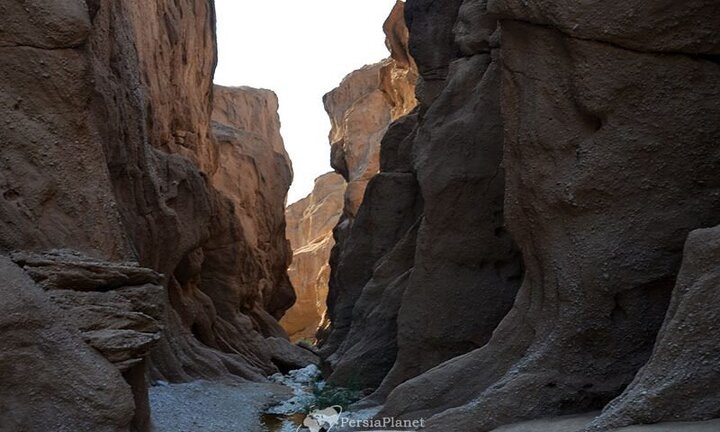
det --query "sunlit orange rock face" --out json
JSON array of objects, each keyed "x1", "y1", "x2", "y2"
[
  {"x1": 323, "y1": 1, "x2": 418, "y2": 218},
  {"x1": 282, "y1": 173, "x2": 346, "y2": 341},
  {"x1": 159, "y1": 84, "x2": 298, "y2": 378},
  {"x1": 209, "y1": 85, "x2": 295, "y2": 330},
  {"x1": 282, "y1": 1, "x2": 417, "y2": 343}
]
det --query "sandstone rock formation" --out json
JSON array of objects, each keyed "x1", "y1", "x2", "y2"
[
  {"x1": 381, "y1": 1, "x2": 418, "y2": 120},
  {"x1": 403, "y1": 2, "x2": 719, "y2": 429},
  {"x1": 324, "y1": 62, "x2": 399, "y2": 219},
  {"x1": 324, "y1": 1, "x2": 418, "y2": 219},
  {"x1": 320, "y1": 0, "x2": 522, "y2": 396},
  {"x1": 281, "y1": 0, "x2": 419, "y2": 354},
  {"x1": 0, "y1": 255, "x2": 139, "y2": 432},
  {"x1": 283, "y1": 172, "x2": 346, "y2": 341},
  {"x1": 11, "y1": 251, "x2": 165, "y2": 371},
  {"x1": 149, "y1": 83, "x2": 308, "y2": 384},
  {"x1": 8, "y1": 251, "x2": 165, "y2": 430},
  {"x1": 322, "y1": 172, "x2": 424, "y2": 389},
  {"x1": 211, "y1": 85, "x2": 295, "y2": 324},
  {"x1": 4, "y1": 0, "x2": 720, "y2": 430},
  {"x1": 152, "y1": 83, "x2": 308, "y2": 383},
  {"x1": 318, "y1": 0, "x2": 422, "y2": 373},
  {"x1": 323, "y1": 1, "x2": 720, "y2": 431},
  {"x1": 1, "y1": 1, "x2": 303, "y2": 430}
]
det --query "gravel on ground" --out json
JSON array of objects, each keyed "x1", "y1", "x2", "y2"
[{"x1": 150, "y1": 380, "x2": 292, "y2": 432}]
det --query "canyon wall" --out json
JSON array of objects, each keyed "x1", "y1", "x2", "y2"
[
  {"x1": 318, "y1": 0, "x2": 720, "y2": 431},
  {"x1": 283, "y1": 172, "x2": 346, "y2": 341},
  {"x1": 318, "y1": 1, "x2": 421, "y2": 369},
  {"x1": 319, "y1": 0, "x2": 523, "y2": 395},
  {"x1": 323, "y1": 1, "x2": 418, "y2": 221},
  {"x1": 0, "y1": 1, "x2": 303, "y2": 430},
  {"x1": 285, "y1": 0, "x2": 417, "y2": 347},
  {"x1": 152, "y1": 83, "x2": 302, "y2": 383}
]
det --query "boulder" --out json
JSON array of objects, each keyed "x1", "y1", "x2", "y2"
[
  {"x1": 265, "y1": 337, "x2": 321, "y2": 373},
  {"x1": 0, "y1": 256, "x2": 135, "y2": 432}
]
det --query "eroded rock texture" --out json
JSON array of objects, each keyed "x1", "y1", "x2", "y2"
[
  {"x1": 320, "y1": 0, "x2": 522, "y2": 396},
  {"x1": 283, "y1": 2, "x2": 419, "y2": 345},
  {"x1": 152, "y1": 84, "x2": 302, "y2": 383},
  {"x1": 321, "y1": 0, "x2": 720, "y2": 430},
  {"x1": 318, "y1": 1, "x2": 425, "y2": 385},
  {"x1": 149, "y1": 83, "x2": 307, "y2": 384},
  {"x1": 8, "y1": 251, "x2": 165, "y2": 430},
  {"x1": 283, "y1": 172, "x2": 346, "y2": 341},
  {"x1": 374, "y1": 1, "x2": 720, "y2": 431},
  {"x1": 324, "y1": 1, "x2": 418, "y2": 219},
  {"x1": 586, "y1": 225, "x2": 720, "y2": 431},
  {"x1": 0, "y1": 255, "x2": 138, "y2": 432},
  {"x1": 1, "y1": 1, "x2": 300, "y2": 430},
  {"x1": 11, "y1": 251, "x2": 164, "y2": 371},
  {"x1": 324, "y1": 63, "x2": 400, "y2": 218},
  {"x1": 211, "y1": 85, "x2": 295, "y2": 327}
]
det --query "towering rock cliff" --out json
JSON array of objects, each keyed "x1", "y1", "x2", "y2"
[
  {"x1": 151, "y1": 84, "x2": 300, "y2": 384},
  {"x1": 4, "y1": 0, "x2": 719, "y2": 430},
  {"x1": 318, "y1": 1, "x2": 421, "y2": 373},
  {"x1": 0, "y1": 1, "x2": 301, "y2": 430},
  {"x1": 285, "y1": 0, "x2": 417, "y2": 347},
  {"x1": 319, "y1": 0, "x2": 720, "y2": 431},
  {"x1": 320, "y1": 0, "x2": 523, "y2": 395},
  {"x1": 209, "y1": 85, "x2": 295, "y2": 330},
  {"x1": 323, "y1": 1, "x2": 418, "y2": 221},
  {"x1": 283, "y1": 172, "x2": 346, "y2": 341}
]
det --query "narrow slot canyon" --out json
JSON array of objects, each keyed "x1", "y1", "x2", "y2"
[{"x1": 1, "y1": 1, "x2": 720, "y2": 432}]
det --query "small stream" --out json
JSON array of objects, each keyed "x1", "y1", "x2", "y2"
[
  {"x1": 261, "y1": 412, "x2": 306, "y2": 431},
  {"x1": 260, "y1": 365, "x2": 379, "y2": 432},
  {"x1": 261, "y1": 365, "x2": 324, "y2": 432}
]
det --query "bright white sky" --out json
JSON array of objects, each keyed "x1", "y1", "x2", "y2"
[{"x1": 214, "y1": 0, "x2": 397, "y2": 204}]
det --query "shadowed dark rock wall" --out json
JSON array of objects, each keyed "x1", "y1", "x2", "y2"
[
  {"x1": 320, "y1": 0, "x2": 523, "y2": 396},
  {"x1": 322, "y1": 1, "x2": 720, "y2": 431},
  {"x1": 352, "y1": 0, "x2": 720, "y2": 431},
  {"x1": 296, "y1": 1, "x2": 420, "y2": 363}
]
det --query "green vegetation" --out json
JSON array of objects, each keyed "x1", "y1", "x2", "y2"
[{"x1": 301, "y1": 376, "x2": 364, "y2": 413}]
